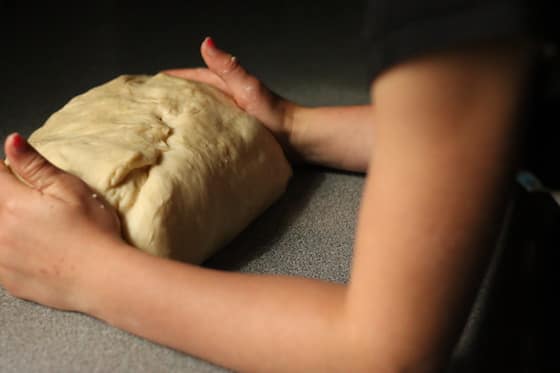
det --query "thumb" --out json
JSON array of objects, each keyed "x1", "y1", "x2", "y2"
[
  {"x1": 200, "y1": 37, "x2": 262, "y2": 109},
  {"x1": 4, "y1": 133, "x2": 62, "y2": 191},
  {"x1": 201, "y1": 37, "x2": 249, "y2": 84}
]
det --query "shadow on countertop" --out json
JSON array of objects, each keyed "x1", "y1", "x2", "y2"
[{"x1": 204, "y1": 167, "x2": 326, "y2": 271}]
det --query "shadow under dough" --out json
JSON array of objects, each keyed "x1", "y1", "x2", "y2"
[{"x1": 203, "y1": 167, "x2": 326, "y2": 271}]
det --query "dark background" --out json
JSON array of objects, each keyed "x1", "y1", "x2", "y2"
[{"x1": 0, "y1": 0, "x2": 370, "y2": 144}]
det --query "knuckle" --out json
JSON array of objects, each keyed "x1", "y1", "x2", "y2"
[
  {"x1": 237, "y1": 78, "x2": 262, "y2": 112},
  {"x1": 0, "y1": 199, "x2": 24, "y2": 231},
  {"x1": 22, "y1": 154, "x2": 48, "y2": 178},
  {"x1": 222, "y1": 55, "x2": 241, "y2": 75},
  {"x1": 245, "y1": 79, "x2": 262, "y2": 100},
  {"x1": 1, "y1": 198, "x2": 19, "y2": 215}
]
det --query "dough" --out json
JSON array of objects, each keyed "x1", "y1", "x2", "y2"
[{"x1": 29, "y1": 73, "x2": 292, "y2": 263}]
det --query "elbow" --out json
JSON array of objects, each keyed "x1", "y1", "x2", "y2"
[{"x1": 338, "y1": 325, "x2": 446, "y2": 373}]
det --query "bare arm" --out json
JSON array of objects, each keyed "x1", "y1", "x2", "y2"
[
  {"x1": 348, "y1": 41, "x2": 531, "y2": 370},
  {"x1": 85, "y1": 249, "x2": 350, "y2": 372},
  {"x1": 0, "y1": 41, "x2": 530, "y2": 372},
  {"x1": 285, "y1": 104, "x2": 373, "y2": 171}
]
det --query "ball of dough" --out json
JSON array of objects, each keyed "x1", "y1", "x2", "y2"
[{"x1": 29, "y1": 73, "x2": 292, "y2": 264}]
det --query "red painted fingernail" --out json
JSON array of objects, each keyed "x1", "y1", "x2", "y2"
[
  {"x1": 206, "y1": 37, "x2": 216, "y2": 49},
  {"x1": 12, "y1": 133, "x2": 29, "y2": 153}
]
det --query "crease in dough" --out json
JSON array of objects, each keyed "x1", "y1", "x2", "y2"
[{"x1": 29, "y1": 73, "x2": 292, "y2": 263}]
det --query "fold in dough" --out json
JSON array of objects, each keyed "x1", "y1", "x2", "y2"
[{"x1": 29, "y1": 73, "x2": 292, "y2": 263}]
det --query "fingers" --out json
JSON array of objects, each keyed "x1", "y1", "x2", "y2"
[
  {"x1": 163, "y1": 68, "x2": 230, "y2": 93},
  {"x1": 200, "y1": 37, "x2": 264, "y2": 111},
  {"x1": 4, "y1": 133, "x2": 62, "y2": 192}
]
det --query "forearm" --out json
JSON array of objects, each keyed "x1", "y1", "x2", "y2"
[
  {"x1": 84, "y1": 244, "x2": 355, "y2": 373},
  {"x1": 285, "y1": 104, "x2": 374, "y2": 172}
]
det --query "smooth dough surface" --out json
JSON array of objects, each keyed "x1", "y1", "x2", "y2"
[{"x1": 29, "y1": 73, "x2": 292, "y2": 263}]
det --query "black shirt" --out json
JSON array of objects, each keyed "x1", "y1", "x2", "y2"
[{"x1": 363, "y1": 0, "x2": 559, "y2": 187}]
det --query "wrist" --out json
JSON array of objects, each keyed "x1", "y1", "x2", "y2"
[
  {"x1": 75, "y1": 237, "x2": 137, "y2": 317},
  {"x1": 278, "y1": 100, "x2": 307, "y2": 163}
]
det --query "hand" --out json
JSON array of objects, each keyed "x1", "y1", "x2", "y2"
[
  {"x1": 0, "y1": 133, "x2": 123, "y2": 311},
  {"x1": 164, "y1": 37, "x2": 296, "y2": 152}
]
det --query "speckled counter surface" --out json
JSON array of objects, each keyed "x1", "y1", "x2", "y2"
[
  {"x1": 0, "y1": 168, "x2": 364, "y2": 373},
  {"x1": 0, "y1": 2, "x2": 368, "y2": 371}
]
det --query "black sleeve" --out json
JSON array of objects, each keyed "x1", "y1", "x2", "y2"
[
  {"x1": 363, "y1": 0, "x2": 555, "y2": 82},
  {"x1": 362, "y1": 0, "x2": 560, "y2": 188}
]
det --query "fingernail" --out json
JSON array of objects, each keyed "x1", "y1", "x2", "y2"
[
  {"x1": 12, "y1": 133, "x2": 29, "y2": 153},
  {"x1": 205, "y1": 37, "x2": 216, "y2": 49}
]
